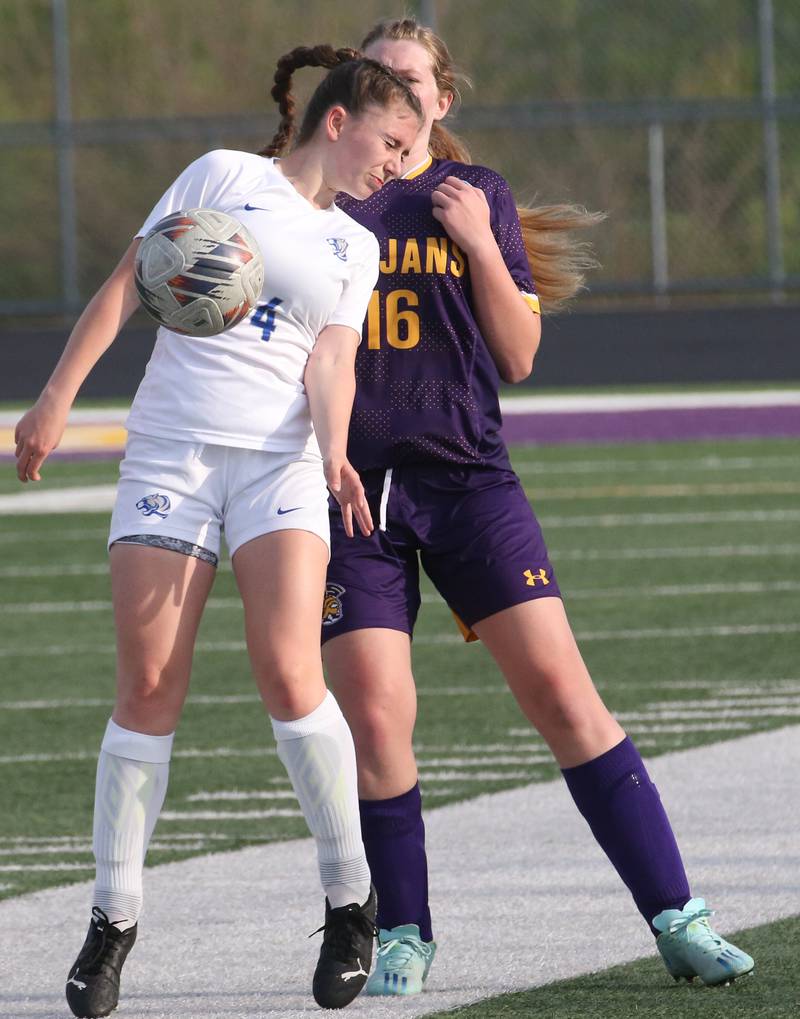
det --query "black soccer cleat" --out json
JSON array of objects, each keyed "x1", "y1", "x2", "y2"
[
  {"x1": 65, "y1": 907, "x2": 137, "y2": 1018},
  {"x1": 311, "y1": 885, "x2": 377, "y2": 1009}
]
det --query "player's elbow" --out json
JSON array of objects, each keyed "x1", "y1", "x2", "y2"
[
  {"x1": 498, "y1": 351, "x2": 535, "y2": 384},
  {"x1": 497, "y1": 315, "x2": 540, "y2": 383}
]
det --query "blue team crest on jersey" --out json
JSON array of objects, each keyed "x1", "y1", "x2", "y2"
[
  {"x1": 322, "y1": 583, "x2": 346, "y2": 625},
  {"x1": 136, "y1": 493, "x2": 171, "y2": 519},
  {"x1": 327, "y1": 238, "x2": 348, "y2": 262}
]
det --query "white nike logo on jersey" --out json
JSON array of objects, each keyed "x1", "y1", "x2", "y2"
[{"x1": 341, "y1": 961, "x2": 368, "y2": 982}]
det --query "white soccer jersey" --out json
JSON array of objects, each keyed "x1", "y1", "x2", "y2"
[{"x1": 125, "y1": 150, "x2": 380, "y2": 453}]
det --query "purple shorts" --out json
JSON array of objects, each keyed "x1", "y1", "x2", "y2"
[{"x1": 322, "y1": 464, "x2": 560, "y2": 643}]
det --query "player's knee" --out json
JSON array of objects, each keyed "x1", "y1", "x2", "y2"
[
  {"x1": 351, "y1": 699, "x2": 414, "y2": 761},
  {"x1": 114, "y1": 664, "x2": 183, "y2": 725},
  {"x1": 118, "y1": 665, "x2": 168, "y2": 703},
  {"x1": 253, "y1": 653, "x2": 324, "y2": 716},
  {"x1": 522, "y1": 677, "x2": 615, "y2": 750},
  {"x1": 516, "y1": 668, "x2": 587, "y2": 731}
]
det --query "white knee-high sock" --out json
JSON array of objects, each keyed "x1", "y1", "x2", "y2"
[
  {"x1": 92, "y1": 718, "x2": 173, "y2": 929},
  {"x1": 271, "y1": 690, "x2": 371, "y2": 908}
]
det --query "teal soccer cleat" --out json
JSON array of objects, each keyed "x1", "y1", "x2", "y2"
[
  {"x1": 365, "y1": 923, "x2": 436, "y2": 996},
  {"x1": 653, "y1": 897, "x2": 754, "y2": 986}
]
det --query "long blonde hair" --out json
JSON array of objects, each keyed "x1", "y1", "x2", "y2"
[{"x1": 360, "y1": 18, "x2": 604, "y2": 312}]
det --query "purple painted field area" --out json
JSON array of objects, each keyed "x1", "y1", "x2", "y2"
[
  {"x1": 1, "y1": 403, "x2": 799, "y2": 465},
  {"x1": 501, "y1": 404, "x2": 800, "y2": 444}
]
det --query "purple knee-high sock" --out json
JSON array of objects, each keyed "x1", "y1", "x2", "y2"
[
  {"x1": 359, "y1": 783, "x2": 433, "y2": 941},
  {"x1": 562, "y1": 736, "x2": 691, "y2": 933}
]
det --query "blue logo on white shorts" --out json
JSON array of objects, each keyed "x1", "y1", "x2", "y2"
[{"x1": 136, "y1": 493, "x2": 171, "y2": 519}]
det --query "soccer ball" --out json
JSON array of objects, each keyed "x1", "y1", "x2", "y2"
[{"x1": 134, "y1": 208, "x2": 264, "y2": 337}]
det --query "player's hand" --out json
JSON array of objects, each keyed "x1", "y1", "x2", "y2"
[
  {"x1": 14, "y1": 399, "x2": 69, "y2": 483},
  {"x1": 325, "y1": 456, "x2": 374, "y2": 538},
  {"x1": 431, "y1": 176, "x2": 493, "y2": 255}
]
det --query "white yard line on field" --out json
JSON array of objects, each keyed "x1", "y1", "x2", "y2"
[
  {"x1": 2, "y1": 504, "x2": 800, "y2": 530},
  {"x1": 621, "y1": 707, "x2": 800, "y2": 720},
  {"x1": 0, "y1": 841, "x2": 213, "y2": 857},
  {"x1": 0, "y1": 688, "x2": 512, "y2": 711},
  {"x1": 186, "y1": 790, "x2": 301, "y2": 802},
  {"x1": 0, "y1": 746, "x2": 278, "y2": 766},
  {"x1": 648, "y1": 695, "x2": 800, "y2": 708},
  {"x1": 1, "y1": 390, "x2": 797, "y2": 432},
  {"x1": 564, "y1": 580, "x2": 800, "y2": 597},
  {"x1": 573, "y1": 622, "x2": 800, "y2": 640},
  {"x1": 551, "y1": 542, "x2": 800, "y2": 560},
  {"x1": 159, "y1": 809, "x2": 303, "y2": 821},
  {"x1": 0, "y1": 597, "x2": 243, "y2": 614},
  {"x1": 3, "y1": 711, "x2": 783, "y2": 773},
  {"x1": 499, "y1": 390, "x2": 800, "y2": 411},
  {"x1": 2, "y1": 541, "x2": 798, "y2": 578},
  {"x1": 540, "y1": 508, "x2": 800, "y2": 527},
  {"x1": 0, "y1": 863, "x2": 95, "y2": 873},
  {"x1": 417, "y1": 754, "x2": 555, "y2": 766},
  {"x1": 0, "y1": 563, "x2": 111, "y2": 577},
  {"x1": 416, "y1": 770, "x2": 536, "y2": 781},
  {"x1": 4, "y1": 578, "x2": 800, "y2": 615},
  {"x1": 515, "y1": 453, "x2": 800, "y2": 474},
  {"x1": 3, "y1": 481, "x2": 800, "y2": 516},
  {"x1": 0, "y1": 726, "x2": 797, "y2": 1018},
  {"x1": 619, "y1": 721, "x2": 754, "y2": 732},
  {"x1": 1, "y1": 620, "x2": 797, "y2": 662},
  {"x1": 0, "y1": 485, "x2": 118, "y2": 514},
  {"x1": 15, "y1": 683, "x2": 799, "y2": 713},
  {"x1": 0, "y1": 527, "x2": 108, "y2": 542},
  {"x1": 0, "y1": 833, "x2": 233, "y2": 845},
  {"x1": 534, "y1": 481, "x2": 800, "y2": 499}
]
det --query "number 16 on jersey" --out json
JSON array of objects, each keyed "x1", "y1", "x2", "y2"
[{"x1": 366, "y1": 289, "x2": 420, "y2": 350}]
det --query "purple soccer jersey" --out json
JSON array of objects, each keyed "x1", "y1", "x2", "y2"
[{"x1": 337, "y1": 158, "x2": 539, "y2": 472}]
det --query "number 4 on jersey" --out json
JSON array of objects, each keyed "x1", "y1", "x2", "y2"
[{"x1": 251, "y1": 298, "x2": 283, "y2": 342}]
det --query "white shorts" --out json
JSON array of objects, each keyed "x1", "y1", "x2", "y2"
[{"x1": 109, "y1": 432, "x2": 330, "y2": 565}]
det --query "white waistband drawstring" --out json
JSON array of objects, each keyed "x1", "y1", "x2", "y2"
[{"x1": 378, "y1": 468, "x2": 393, "y2": 532}]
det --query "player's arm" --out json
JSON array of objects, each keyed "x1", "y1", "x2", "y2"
[
  {"x1": 14, "y1": 238, "x2": 142, "y2": 482},
  {"x1": 304, "y1": 324, "x2": 373, "y2": 537},
  {"x1": 432, "y1": 176, "x2": 540, "y2": 383}
]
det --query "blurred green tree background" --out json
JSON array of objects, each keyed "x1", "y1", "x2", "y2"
[{"x1": 1, "y1": 0, "x2": 798, "y2": 309}]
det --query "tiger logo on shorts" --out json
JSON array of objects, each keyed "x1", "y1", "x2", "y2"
[
  {"x1": 322, "y1": 583, "x2": 346, "y2": 625},
  {"x1": 136, "y1": 493, "x2": 171, "y2": 519}
]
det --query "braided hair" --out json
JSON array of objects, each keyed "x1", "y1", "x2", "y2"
[{"x1": 260, "y1": 45, "x2": 422, "y2": 158}]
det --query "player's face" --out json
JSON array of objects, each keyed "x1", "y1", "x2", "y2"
[
  {"x1": 362, "y1": 38, "x2": 452, "y2": 157},
  {"x1": 329, "y1": 101, "x2": 420, "y2": 199}
]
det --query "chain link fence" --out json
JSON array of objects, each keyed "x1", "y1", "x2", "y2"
[{"x1": 1, "y1": 0, "x2": 798, "y2": 316}]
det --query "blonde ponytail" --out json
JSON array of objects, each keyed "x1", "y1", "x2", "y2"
[
  {"x1": 517, "y1": 206, "x2": 606, "y2": 312},
  {"x1": 361, "y1": 17, "x2": 604, "y2": 311}
]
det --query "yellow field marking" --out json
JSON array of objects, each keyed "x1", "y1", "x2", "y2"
[{"x1": 0, "y1": 424, "x2": 127, "y2": 455}]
